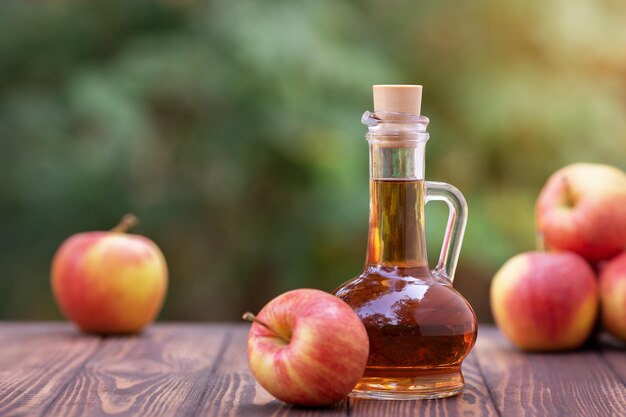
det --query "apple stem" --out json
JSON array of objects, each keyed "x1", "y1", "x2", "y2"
[
  {"x1": 111, "y1": 214, "x2": 138, "y2": 233},
  {"x1": 561, "y1": 176, "x2": 576, "y2": 208},
  {"x1": 242, "y1": 312, "x2": 290, "y2": 343}
]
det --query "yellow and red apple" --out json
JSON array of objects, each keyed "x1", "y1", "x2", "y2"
[
  {"x1": 491, "y1": 251, "x2": 597, "y2": 351},
  {"x1": 245, "y1": 289, "x2": 369, "y2": 406},
  {"x1": 536, "y1": 163, "x2": 626, "y2": 262},
  {"x1": 51, "y1": 214, "x2": 168, "y2": 334},
  {"x1": 599, "y1": 252, "x2": 626, "y2": 342}
]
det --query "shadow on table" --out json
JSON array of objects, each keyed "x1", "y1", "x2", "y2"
[{"x1": 235, "y1": 401, "x2": 345, "y2": 416}]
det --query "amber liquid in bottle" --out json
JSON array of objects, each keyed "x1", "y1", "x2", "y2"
[{"x1": 333, "y1": 179, "x2": 477, "y2": 399}]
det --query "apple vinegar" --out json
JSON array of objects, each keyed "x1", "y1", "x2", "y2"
[{"x1": 333, "y1": 85, "x2": 477, "y2": 400}]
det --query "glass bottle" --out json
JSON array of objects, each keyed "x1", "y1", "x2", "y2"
[{"x1": 333, "y1": 85, "x2": 477, "y2": 400}]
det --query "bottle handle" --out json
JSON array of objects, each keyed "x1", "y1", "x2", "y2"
[{"x1": 425, "y1": 181, "x2": 468, "y2": 283}]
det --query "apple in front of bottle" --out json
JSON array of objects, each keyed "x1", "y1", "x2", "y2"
[
  {"x1": 490, "y1": 251, "x2": 598, "y2": 351},
  {"x1": 51, "y1": 214, "x2": 168, "y2": 334},
  {"x1": 599, "y1": 252, "x2": 626, "y2": 342},
  {"x1": 244, "y1": 289, "x2": 369, "y2": 406},
  {"x1": 536, "y1": 163, "x2": 626, "y2": 262}
]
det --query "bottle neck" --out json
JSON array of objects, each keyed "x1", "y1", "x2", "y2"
[{"x1": 365, "y1": 132, "x2": 429, "y2": 269}]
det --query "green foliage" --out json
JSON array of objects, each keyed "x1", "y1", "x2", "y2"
[{"x1": 1, "y1": 0, "x2": 624, "y2": 321}]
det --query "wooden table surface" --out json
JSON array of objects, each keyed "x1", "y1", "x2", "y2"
[{"x1": 0, "y1": 323, "x2": 624, "y2": 417}]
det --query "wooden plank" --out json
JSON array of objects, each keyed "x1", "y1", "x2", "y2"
[
  {"x1": 474, "y1": 326, "x2": 626, "y2": 417},
  {"x1": 599, "y1": 334, "x2": 626, "y2": 386},
  {"x1": 348, "y1": 351, "x2": 498, "y2": 417},
  {"x1": 0, "y1": 322, "x2": 102, "y2": 416},
  {"x1": 199, "y1": 324, "x2": 349, "y2": 417},
  {"x1": 1, "y1": 323, "x2": 624, "y2": 417},
  {"x1": 40, "y1": 323, "x2": 231, "y2": 417}
]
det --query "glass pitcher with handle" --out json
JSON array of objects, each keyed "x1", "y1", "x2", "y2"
[{"x1": 333, "y1": 85, "x2": 477, "y2": 400}]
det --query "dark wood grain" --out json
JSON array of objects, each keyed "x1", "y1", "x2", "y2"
[
  {"x1": 0, "y1": 323, "x2": 102, "y2": 416},
  {"x1": 0, "y1": 323, "x2": 624, "y2": 417},
  {"x1": 41, "y1": 323, "x2": 231, "y2": 417},
  {"x1": 474, "y1": 327, "x2": 626, "y2": 417}
]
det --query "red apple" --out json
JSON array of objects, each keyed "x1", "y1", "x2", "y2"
[
  {"x1": 491, "y1": 251, "x2": 598, "y2": 351},
  {"x1": 244, "y1": 289, "x2": 369, "y2": 406},
  {"x1": 51, "y1": 214, "x2": 168, "y2": 334},
  {"x1": 599, "y1": 252, "x2": 626, "y2": 342},
  {"x1": 536, "y1": 163, "x2": 626, "y2": 262}
]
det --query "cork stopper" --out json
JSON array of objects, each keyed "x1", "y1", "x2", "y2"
[{"x1": 373, "y1": 85, "x2": 422, "y2": 115}]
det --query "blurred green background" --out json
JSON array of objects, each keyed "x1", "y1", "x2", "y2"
[{"x1": 1, "y1": 0, "x2": 625, "y2": 323}]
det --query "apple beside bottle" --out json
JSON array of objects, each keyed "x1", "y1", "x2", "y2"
[
  {"x1": 491, "y1": 163, "x2": 626, "y2": 350},
  {"x1": 536, "y1": 163, "x2": 626, "y2": 262},
  {"x1": 244, "y1": 289, "x2": 369, "y2": 406},
  {"x1": 491, "y1": 251, "x2": 598, "y2": 350}
]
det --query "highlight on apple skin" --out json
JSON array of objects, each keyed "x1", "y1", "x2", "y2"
[
  {"x1": 51, "y1": 214, "x2": 168, "y2": 334},
  {"x1": 536, "y1": 163, "x2": 626, "y2": 262},
  {"x1": 600, "y1": 252, "x2": 626, "y2": 342},
  {"x1": 245, "y1": 288, "x2": 369, "y2": 406},
  {"x1": 490, "y1": 251, "x2": 598, "y2": 351}
]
